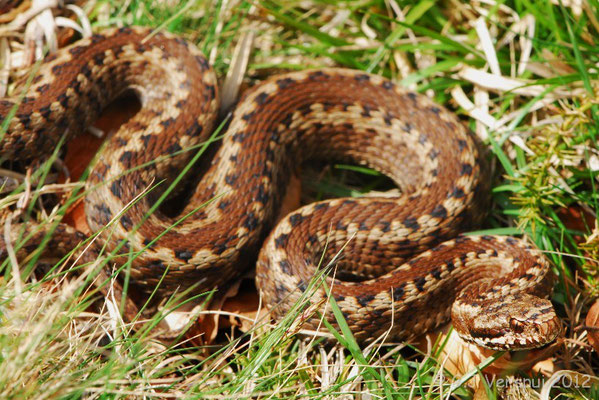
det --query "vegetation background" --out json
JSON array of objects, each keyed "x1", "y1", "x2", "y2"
[{"x1": 0, "y1": 0, "x2": 598, "y2": 398}]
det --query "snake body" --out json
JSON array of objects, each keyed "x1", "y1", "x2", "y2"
[{"x1": 0, "y1": 27, "x2": 560, "y2": 350}]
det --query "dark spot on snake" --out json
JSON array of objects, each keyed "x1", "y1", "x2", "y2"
[
  {"x1": 336, "y1": 221, "x2": 347, "y2": 230},
  {"x1": 135, "y1": 43, "x2": 148, "y2": 53},
  {"x1": 469, "y1": 329, "x2": 503, "y2": 339},
  {"x1": 120, "y1": 214, "x2": 133, "y2": 230},
  {"x1": 24, "y1": 243, "x2": 39, "y2": 253},
  {"x1": 414, "y1": 277, "x2": 427, "y2": 292},
  {"x1": 268, "y1": 132, "x2": 281, "y2": 145},
  {"x1": 314, "y1": 203, "x2": 329, "y2": 211},
  {"x1": 354, "y1": 74, "x2": 370, "y2": 82},
  {"x1": 179, "y1": 80, "x2": 191, "y2": 90},
  {"x1": 418, "y1": 133, "x2": 427, "y2": 145},
  {"x1": 399, "y1": 123, "x2": 411, "y2": 134},
  {"x1": 307, "y1": 235, "x2": 318, "y2": 245},
  {"x1": 308, "y1": 70, "x2": 326, "y2": 80},
  {"x1": 450, "y1": 187, "x2": 465, "y2": 198},
  {"x1": 359, "y1": 222, "x2": 369, "y2": 231},
  {"x1": 361, "y1": 104, "x2": 371, "y2": 117},
  {"x1": 457, "y1": 139, "x2": 467, "y2": 151},
  {"x1": 403, "y1": 217, "x2": 420, "y2": 230},
  {"x1": 255, "y1": 184, "x2": 268, "y2": 205},
  {"x1": 175, "y1": 250, "x2": 193, "y2": 262},
  {"x1": 431, "y1": 268, "x2": 443, "y2": 280},
  {"x1": 392, "y1": 283, "x2": 406, "y2": 301},
  {"x1": 431, "y1": 169, "x2": 438, "y2": 177},
  {"x1": 489, "y1": 249, "x2": 498, "y2": 257},
  {"x1": 205, "y1": 84, "x2": 216, "y2": 100},
  {"x1": 174, "y1": 37, "x2": 188, "y2": 47},
  {"x1": 45, "y1": 53, "x2": 57, "y2": 63},
  {"x1": 481, "y1": 235, "x2": 494, "y2": 241},
  {"x1": 80, "y1": 63, "x2": 91, "y2": 78},
  {"x1": 274, "y1": 234, "x2": 289, "y2": 249},
  {"x1": 241, "y1": 111, "x2": 255, "y2": 121},
  {"x1": 232, "y1": 132, "x2": 245, "y2": 142},
  {"x1": 110, "y1": 181, "x2": 122, "y2": 198},
  {"x1": 379, "y1": 221, "x2": 390, "y2": 232},
  {"x1": 118, "y1": 26, "x2": 133, "y2": 34},
  {"x1": 461, "y1": 163, "x2": 473, "y2": 176},
  {"x1": 455, "y1": 236, "x2": 468, "y2": 244},
  {"x1": 243, "y1": 212, "x2": 258, "y2": 230},
  {"x1": 144, "y1": 261, "x2": 167, "y2": 272},
  {"x1": 217, "y1": 199, "x2": 230, "y2": 210},
  {"x1": 289, "y1": 213, "x2": 304, "y2": 227},
  {"x1": 187, "y1": 121, "x2": 203, "y2": 137},
  {"x1": 69, "y1": 46, "x2": 85, "y2": 56},
  {"x1": 175, "y1": 100, "x2": 186, "y2": 109},
  {"x1": 540, "y1": 306, "x2": 554, "y2": 315},
  {"x1": 398, "y1": 239, "x2": 411, "y2": 247},
  {"x1": 279, "y1": 260, "x2": 291, "y2": 274},
  {"x1": 140, "y1": 135, "x2": 153, "y2": 146},
  {"x1": 407, "y1": 92, "x2": 417, "y2": 102},
  {"x1": 428, "y1": 149, "x2": 440, "y2": 160},
  {"x1": 446, "y1": 260, "x2": 455, "y2": 272},
  {"x1": 335, "y1": 293, "x2": 345, "y2": 302},
  {"x1": 167, "y1": 142, "x2": 182, "y2": 154},
  {"x1": 312, "y1": 122, "x2": 324, "y2": 131},
  {"x1": 119, "y1": 151, "x2": 133, "y2": 164},
  {"x1": 357, "y1": 294, "x2": 375, "y2": 307},
  {"x1": 522, "y1": 273, "x2": 535, "y2": 281},
  {"x1": 382, "y1": 80, "x2": 394, "y2": 90},
  {"x1": 110, "y1": 45, "x2": 124, "y2": 58},
  {"x1": 280, "y1": 113, "x2": 293, "y2": 128},
  {"x1": 343, "y1": 122, "x2": 353, "y2": 130},
  {"x1": 297, "y1": 280, "x2": 307, "y2": 292},
  {"x1": 213, "y1": 243, "x2": 227, "y2": 255},
  {"x1": 322, "y1": 101, "x2": 334, "y2": 112},
  {"x1": 142, "y1": 238, "x2": 155, "y2": 249},
  {"x1": 56, "y1": 93, "x2": 69, "y2": 108},
  {"x1": 506, "y1": 237, "x2": 518, "y2": 246},
  {"x1": 383, "y1": 113, "x2": 393, "y2": 126},
  {"x1": 90, "y1": 34, "x2": 105, "y2": 44},
  {"x1": 94, "y1": 203, "x2": 112, "y2": 224},
  {"x1": 226, "y1": 153, "x2": 238, "y2": 164},
  {"x1": 225, "y1": 173, "x2": 238, "y2": 185},
  {"x1": 92, "y1": 52, "x2": 105, "y2": 66},
  {"x1": 276, "y1": 77, "x2": 294, "y2": 89},
  {"x1": 36, "y1": 83, "x2": 50, "y2": 95},
  {"x1": 430, "y1": 106, "x2": 441, "y2": 115},
  {"x1": 342, "y1": 199, "x2": 356, "y2": 206},
  {"x1": 254, "y1": 92, "x2": 269, "y2": 105},
  {"x1": 51, "y1": 64, "x2": 63, "y2": 76},
  {"x1": 196, "y1": 55, "x2": 210, "y2": 71},
  {"x1": 18, "y1": 114, "x2": 31, "y2": 129},
  {"x1": 71, "y1": 80, "x2": 81, "y2": 95},
  {"x1": 341, "y1": 101, "x2": 352, "y2": 111}
]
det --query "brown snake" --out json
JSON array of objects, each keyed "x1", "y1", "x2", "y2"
[{"x1": 0, "y1": 27, "x2": 560, "y2": 350}]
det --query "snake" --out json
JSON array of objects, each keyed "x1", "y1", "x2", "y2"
[{"x1": 0, "y1": 26, "x2": 560, "y2": 350}]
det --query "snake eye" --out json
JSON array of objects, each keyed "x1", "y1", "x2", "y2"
[{"x1": 509, "y1": 318, "x2": 525, "y2": 333}]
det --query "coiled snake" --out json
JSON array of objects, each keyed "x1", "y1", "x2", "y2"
[{"x1": 0, "y1": 27, "x2": 560, "y2": 350}]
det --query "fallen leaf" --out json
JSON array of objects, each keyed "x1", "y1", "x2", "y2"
[
  {"x1": 61, "y1": 93, "x2": 141, "y2": 233},
  {"x1": 418, "y1": 327, "x2": 560, "y2": 390},
  {"x1": 585, "y1": 299, "x2": 599, "y2": 353}
]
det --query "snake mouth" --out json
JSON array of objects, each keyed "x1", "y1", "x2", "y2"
[{"x1": 466, "y1": 315, "x2": 562, "y2": 351}]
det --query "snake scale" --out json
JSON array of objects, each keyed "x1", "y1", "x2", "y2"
[{"x1": 0, "y1": 27, "x2": 560, "y2": 350}]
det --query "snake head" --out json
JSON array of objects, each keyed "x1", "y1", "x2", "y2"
[{"x1": 451, "y1": 293, "x2": 561, "y2": 351}]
